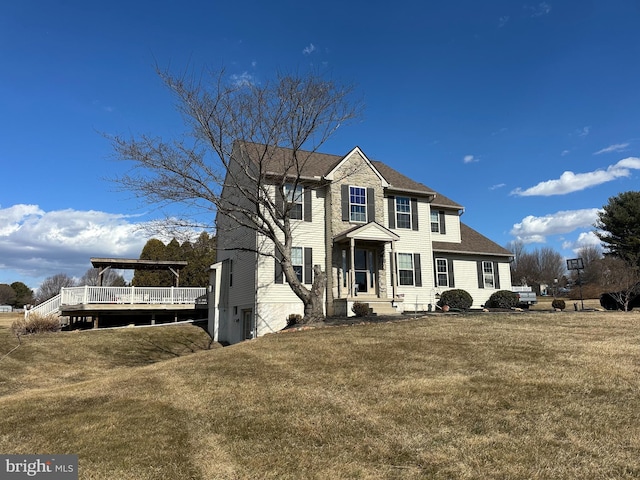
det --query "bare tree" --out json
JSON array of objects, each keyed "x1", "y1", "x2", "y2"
[
  {"x1": 79, "y1": 267, "x2": 127, "y2": 287},
  {"x1": 536, "y1": 247, "x2": 566, "y2": 288},
  {"x1": 110, "y1": 67, "x2": 360, "y2": 322},
  {"x1": 35, "y1": 273, "x2": 76, "y2": 304},
  {"x1": 599, "y1": 256, "x2": 640, "y2": 311},
  {"x1": 575, "y1": 244, "x2": 603, "y2": 286}
]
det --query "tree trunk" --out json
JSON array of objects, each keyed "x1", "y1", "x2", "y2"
[{"x1": 302, "y1": 265, "x2": 327, "y2": 324}]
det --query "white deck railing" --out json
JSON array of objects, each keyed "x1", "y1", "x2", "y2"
[
  {"x1": 61, "y1": 286, "x2": 207, "y2": 305},
  {"x1": 26, "y1": 286, "x2": 207, "y2": 319},
  {"x1": 25, "y1": 293, "x2": 62, "y2": 318}
]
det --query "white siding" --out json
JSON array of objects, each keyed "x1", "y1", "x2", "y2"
[{"x1": 384, "y1": 198, "x2": 439, "y2": 311}]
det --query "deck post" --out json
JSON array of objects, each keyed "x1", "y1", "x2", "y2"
[{"x1": 131, "y1": 285, "x2": 135, "y2": 304}]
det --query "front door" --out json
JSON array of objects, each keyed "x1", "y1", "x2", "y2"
[{"x1": 354, "y1": 248, "x2": 376, "y2": 295}]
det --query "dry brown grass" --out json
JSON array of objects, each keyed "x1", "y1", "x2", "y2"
[{"x1": 2, "y1": 310, "x2": 640, "y2": 479}]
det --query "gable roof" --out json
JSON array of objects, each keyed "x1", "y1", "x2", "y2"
[
  {"x1": 235, "y1": 141, "x2": 461, "y2": 206},
  {"x1": 432, "y1": 223, "x2": 512, "y2": 258}
]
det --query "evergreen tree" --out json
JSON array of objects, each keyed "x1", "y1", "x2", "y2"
[
  {"x1": 182, "y1": 232, "x2": 216, "y2": 286},
  {"x1": 132, "y1": 238, "x2": 169, "y2": 286},
  {"x1": 596, "y1": 191, "x2": 640, "y2": 267},
  {"x1": 10, "y1": 281, "x2": 35, "y2": 307}
]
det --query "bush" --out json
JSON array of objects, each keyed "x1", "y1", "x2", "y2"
[
  {"x1": 486, "y1": 290, "x2": 520, "y2": 309},
  {"x1": 551, "y1": 299, "x2": 566, "y2": 310},
  {"x1": 352, "y1": 302, "x2": 370, "y2": 317},
  {"x1": 11, "y1": 314, "x2": 61, "y2": 336},
  {"x1": 286, "y1": 313, "x2": 302, "y2": 327},
  {"x1": 437, "y1": 289, "x2": 473, "y2": 311}
]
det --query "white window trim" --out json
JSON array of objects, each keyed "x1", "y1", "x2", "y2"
[
  {"x1": 395, "y1": 196, "x2": 412, "y2": 229},
  {"x1": 436, "y1": 257, "x2": 449, "y2": 287},
  {"x1": 482, "y1": 261, "x2": 495, "y2": 289},
  {"x1": 291, "y1": 247, "x2": 304, "y2": 282},
  {"x1": 284, "y1": 184, "x2": 303, "y2": 220},
  {"x1": 397, "y1": 252, "x2": 415, "y2": 286},
  {"x1": 349, "y1": 185, "x2": 367, "y2": 223},
  {"x1": 430, "y1": 211, "x2": 440, "y2": 233}
]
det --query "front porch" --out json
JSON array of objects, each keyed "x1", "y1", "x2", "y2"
[{"x1": 331, "y1": 222, "x2": 401, "y2": 316}]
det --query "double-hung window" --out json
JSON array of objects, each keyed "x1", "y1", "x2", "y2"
[
  {"x1": 397, "y1": 253, "x2": 415, "y2": 286},
  {"x1": 482, "y1": 261, "x2": 495, "y2": 289},
  {"x1": 291, "y1": 247, "x2": 304, "y2": 282},
  {"x1": 349, "y1": 186, "x2": 367, "y2": 222},
  {"x1": 283, "y1": 184, "x2": 303, "y2": 220},
  {"x1": 436, "y1": 258, "x2": 449, "y2": 287},
  {"x1": 430, "y1": 211, "x2": 440, "y2": 233},
  {"x1": 395, "y1": 197, "x2": 411, "y2": 229}
]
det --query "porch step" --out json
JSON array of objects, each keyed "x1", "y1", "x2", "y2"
[{"x1": 366, "y1": 302, "x2": 401, "y2": 317}]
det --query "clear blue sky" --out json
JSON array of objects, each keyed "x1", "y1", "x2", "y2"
[{"x1": 2, "y1": 0, "x2": 640, "y2": 290}]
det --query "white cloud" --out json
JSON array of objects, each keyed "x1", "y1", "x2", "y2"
[
  {"x1": 303, "y1": 43, "x2": 316, "y2": 55},
  {"x1": 463, "y1": 155, "x2": 478, "y2": 164},
  {"x1": 577, "y1": 126, "x2": 591, "y2": 137},
  {"x1": 593, "y1": 143, "x2": 630, "y2": 155},
  {"x1": 529, "y1": 2, "x2": 552, "y2": 17},
  {"x1": 561, "y1": 150, "x2": 570, "y2": 156},
  {"x1": 0, "y1": 205, "x2": 150, "y2": 287},
  {"x1": 498, "y1": 16, "x2": 509, "y2": 27},
  {"x1": 489, "y1": 183, "x2": 506, "y2": 190},
  {"x1": 511, "y1": 157, "x2": 640, "y2": 196},
  {"x1": 510, "y1": 208, "x2": 600, "y2": 244},
  {"x1": 230, "y1": 71, "x2": 254, "y2": 87}
]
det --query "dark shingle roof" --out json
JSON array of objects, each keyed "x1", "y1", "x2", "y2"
[
  {"x1": 237, "y1": 141, "x2": 462, "y2": 207},
  {"x1": 432, "y1": 223, "x2": 512, "y2": 257}
]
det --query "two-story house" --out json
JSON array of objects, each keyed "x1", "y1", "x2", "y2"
[{"x1": 208, "y1": 141, "x2": 512, "y2": 344}]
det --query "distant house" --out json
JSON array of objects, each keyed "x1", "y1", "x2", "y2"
[
  {"x1": 0, "y1": 305, "x2": 12, "y2": 313},
  {"x1": 209, "y1": 142, "x2": 513, "y2": 344}
]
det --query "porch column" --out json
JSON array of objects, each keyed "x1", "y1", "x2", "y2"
[
  {"x1": 391, "y1": 241, "x2": 397, "y2": 300},
  {"x1": 349, "y1": 237, "x2": 355, "y2": 297}
]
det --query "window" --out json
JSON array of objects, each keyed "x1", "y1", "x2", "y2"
[
  {"x1": 483, "y1": 261, "x2": 495, "y2": 289},
  {"x1": 395, "y1": 197, "x2": 411, "y2": 229},
  {"x1": 291, "y1": 247, "x2": 303, "y2": 282},
  {"x1": 350, "y1": 186, "x2": 367, "y2": 222},
  {"x1": 283, "y1": 184, "x2": 303, "y2": 220},
  {"x1": 397, "y1": 253, "x2": 414, "y2": 286},
  {"x1": 436, "y1": 258, "x2": 449, "y2": 287},
  {"x1": 430, "y1": 211, "x2": 440, "y2": 233}
]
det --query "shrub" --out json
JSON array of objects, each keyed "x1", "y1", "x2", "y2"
[
  {"x1": 352, "y1": 302, "x2": 370, "y2": 317},
  {"x1": 11, "y1": 314, "x2": 61, "y2": 336},
  {"x1": 437, "y1": 289, "x2": 473, "y2": 311},
  {"x1": 486, "y1": 290, "x2": 520, "y2": 309},
  {"x1": 552, "y1": 299, "x2": 566, "y2": 310},
  {"x1": 286, "y1": 313, "x2": 302, "y2": 327}
]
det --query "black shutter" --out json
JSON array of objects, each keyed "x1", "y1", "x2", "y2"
[
  {"x1": 414, "y1": 253, "x2": 422, "y2": 287},
  {"x1": 367, "y1": 187, "x2": 375, "y2": 222},
  {"x1": 275, "y1": 249, "x2": 283, "y2": 284},
  {"x1": 304, "y1": 248, "x2": 313, "y2": 285},
  {"x1": 494, "y1": 261, "x2": 500, "y2": 289},
  {"x1": 303, "y1": 187, "x2": 312, "y2": 222},
  {"x1": 411, "y1": 198, "x2": 419, "y2": 231},
  {"x1": 275, "y1": 186, "x2": 285, "y2": 218},
  {"x1": 388, "y1": 196, "x2": 395, "y2": 229},
  {"x1": 341, "y1": 185, "x2": 349, "y2": 221},
  {"x1": 390, "y1": 252, "x2": 395, "y2": 287},
  {"x1": 439, "y1": 211, "x2": 446, "y2": 234},
  {"x1": 448, "y1": 259, "x2": 455, "y2": 288},
  {"x1": 477, "y1": 261, "x2": 484, "y2": 288}
]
